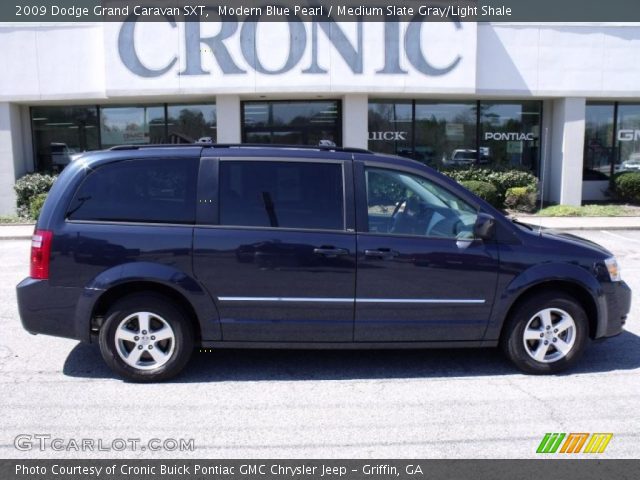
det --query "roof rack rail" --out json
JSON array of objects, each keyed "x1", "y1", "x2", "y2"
[
  {"x1": 109, "y1": 143, "x2": 372, "y2": 154},
  {"x1": 207, "y1": 143, "x2": 373, "y2": 154},
  {"x1": 109, "y1": 144, "x2": 201, "y2": 151}
]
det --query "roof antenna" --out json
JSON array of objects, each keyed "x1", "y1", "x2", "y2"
[{"x1": 538, "y1": 127, "x2": 549, "y2": 235}]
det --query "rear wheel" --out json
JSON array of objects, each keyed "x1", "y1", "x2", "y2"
[
  {"x1": 98, "y1": 293, "x2": 194, "y2": 382},
  {"x1": 501, "y1": 292, "x2": 589, "y2": 374}
]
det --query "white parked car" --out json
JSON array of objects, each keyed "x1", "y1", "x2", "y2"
[{"x1": 622, "y1": 153, "x2": 640, "y2": 171}]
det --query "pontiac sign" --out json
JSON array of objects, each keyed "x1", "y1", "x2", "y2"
[{"x1": 484, "y1": 132, "x2": 536, "y2": 141}]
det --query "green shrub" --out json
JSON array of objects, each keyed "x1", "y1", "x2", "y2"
[
  {"x1": 504, "y1": 186, "x2": 537, "y2": 212},
  {"x1": 29, "y1": 193, "x2": 48, "y2": 221},
  {"x1": 14, "y1": 173, "x2": 58, "y2": 217},
  {"x1": 442, "y1": 167, "x2": 538, "y2": 203},
  {"x1": 614, "y1": 172, "x2": 640, "y2": 204},
  {"x1": 460, "y1": 180, "x2": 500, "y2": 208}
]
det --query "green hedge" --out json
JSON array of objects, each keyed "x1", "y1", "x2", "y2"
[
  {"x1": 504, "y1": 186, "x2": 537, "y2": 212},
  {"x1": 14, "y1": 173, "x2": 58, "y2": 218},
  {"x1": 28, "y1": 193, "x2": 48, "y2": 221},
  {"x1": 442, "y1": 167, "x2": 538, "y2": 204},
  {"x1": 460, "y1": 180, "x2": 500, "y2": 208},
  {"x1": 614, "y1": 172, "x2": 640, "y2": 204}
]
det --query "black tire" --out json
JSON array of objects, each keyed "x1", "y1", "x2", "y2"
[
  {"x1": 501, "y1": 292, "x2": 589, "y2": 374},
  {"x1": 98, "y1": 293, "x2": 194, "y2": 382}
]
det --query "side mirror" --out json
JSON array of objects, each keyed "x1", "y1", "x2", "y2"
[{"x1": 474, "y1": 213, "x2": 496, "y2": 241}]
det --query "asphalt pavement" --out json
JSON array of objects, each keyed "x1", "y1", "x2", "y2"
[{"x1": 0, "y1": 230, "x2": 638, "y2": 459}]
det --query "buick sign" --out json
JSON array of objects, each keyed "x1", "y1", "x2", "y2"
[{"x1": 369, "y1": 131, "x2": 408, "y2": 141}]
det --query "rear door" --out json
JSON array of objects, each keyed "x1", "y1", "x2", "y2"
[
  {"x1": 193, "y1": 156, "x2": 356, "y2": 342},
  {"x1": 354, "y1": 161, "x2": 500, "y2": 342}
]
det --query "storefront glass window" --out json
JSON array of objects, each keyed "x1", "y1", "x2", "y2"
[
  {"x1": 367, "y1": 100, "x2": 413, "y2": 158},
  {"x1": 368, "y1": 100, "x2": 542, "y2": 174},
  {"x1": 31, "y1": 106, "x2": 99, "y2": 171},
  {"x1": 616, "y1": 103, "x2": 640, "y2": 174},
  {"x1": 583, "y1": 103, "x2": 615, "y2": 180},
  {"x1": 167, "y1": 104, "x2": 217, "y2": 143},
  {"x1": 479, "y1": 101, "x2": 541, "y2": 172},
  {"x1": 242, "y1": 101, "x2": 341, "y2": 146},
  {"x1": 100, "y1": 106, "x2": 166, "y2": 149},
  {"x1": 32, "y1": 102, "x2": 217, "y2": 172},
  {"x1": 414, "y1": 102, "x2": 476, "y2": 168}
]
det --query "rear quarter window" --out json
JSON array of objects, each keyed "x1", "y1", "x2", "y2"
[{"x1": 67, "y1": 158, "x2": 198, "y2": 224}]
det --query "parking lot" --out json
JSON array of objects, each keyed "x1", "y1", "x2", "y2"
[{"x1": 0, "y1": 230, "x2": 638, "y2": 459}]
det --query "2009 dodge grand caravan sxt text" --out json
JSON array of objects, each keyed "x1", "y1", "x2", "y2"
[{"x1": 17, "y1": 144, "x2": 632, "y2": 381}]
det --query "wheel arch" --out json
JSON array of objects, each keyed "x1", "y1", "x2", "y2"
[
  {"x1": 499, "y1": 280, "x2": 599, "y2": 341},
  {"x1": 90, "y1": 281, "x2": 202, "y2": 343}
]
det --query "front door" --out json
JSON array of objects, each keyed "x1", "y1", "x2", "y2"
[
  {"x1": 193, "y1": 157, "x2": 356, "y2": 342},
  {"x1": 355, "y1": 164, "x2": 500, "y2": 342}
]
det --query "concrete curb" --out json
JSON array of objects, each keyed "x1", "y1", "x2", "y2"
[
  {"x1": 514, "y1": 216, "x2": 640, "y2": 231},
  {"x1": 0, "y1": 225, "x2": 34, "y2": 241},
  {"x1": 532, "y1": 226, "x2": 640, "y2": 231}
]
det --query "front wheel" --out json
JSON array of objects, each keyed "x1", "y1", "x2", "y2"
[
  {"x1": 99, "y1": 293, "x2": 194, "y2": 382},
  {"x1": 501, "y1": 292, "x2": 589, "y2": 374}
]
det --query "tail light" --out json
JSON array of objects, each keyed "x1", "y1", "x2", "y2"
[{"x1": 30, "y1": 229, "x2": 53, "y2": 279}]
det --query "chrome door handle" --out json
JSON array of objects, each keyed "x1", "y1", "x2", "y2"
[
  {"x1": 364, "y1": 248, "x2": 398, "y2": 259},
  {"x1": 313, "y1": 247, "x2": 349, "y2": 257}
]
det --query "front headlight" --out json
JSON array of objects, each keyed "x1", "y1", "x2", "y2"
[{"x1": 604, "y1": 256, "x2": 621, "y2": 282}]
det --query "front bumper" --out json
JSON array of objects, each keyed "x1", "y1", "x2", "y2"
[
  {"x1": 16, "y1": 277, "x2": 86, "y2": 341},
  {"x1": 597, "y1": 280, "x2": 632, "y2": 338}
]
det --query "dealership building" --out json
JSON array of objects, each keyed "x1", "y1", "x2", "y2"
[{"x1": 1, "y1": 20, "x2": 640, "y2": 214}]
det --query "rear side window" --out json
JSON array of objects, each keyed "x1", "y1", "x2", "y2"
[
  {"x1": 67, "y1": 158, "x2": 197, "y2": 224},
  {"x1": 219, "y1": 161, "x2": 344, "y2": 230}
]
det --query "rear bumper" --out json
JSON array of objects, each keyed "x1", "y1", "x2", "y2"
[
  {"x1": 16, "y1": 277, "x2": 86, "y2": 341},
  {"x1": 597, "y1": 280, "x2": 632, "y2": 339}
]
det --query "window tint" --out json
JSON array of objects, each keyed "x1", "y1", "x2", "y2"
[
  {"x1": 366, "y1": 168, "x2": 477, "y2": 239},
  {"x1": 67, "y1": 158, "x2": 197, "y2": 224},
  {"x1": 219, "y1": 161, "x2": 344, "y2": 230}
]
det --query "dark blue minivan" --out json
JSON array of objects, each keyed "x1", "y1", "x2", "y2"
[{"x1": 17, "y1": 145, "x2": 631, "y2": 381}]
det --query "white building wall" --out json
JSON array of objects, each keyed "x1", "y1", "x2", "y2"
[
  {"x1": 215, "y1": 95, "x2": 242, "y2": 143},
  {"x1": 0, "y1": 103, "x2": 30, "y2": 215},
  {"x1": 0, "y1": 23, "x2": 106, "y2": 102},
  {"x1": 342, "y1": 94, "x2": 368, "y2": 149},
  {"x1": 539, "y1": 99, "x2": 554, "y2": 204},
  {"x1": 3, "y1": 22, "x2": 639, "y2": 101},
  {"x1": 476, "y1": 23, "x2": 640, "y2": 97},
  {"x1": 549, "y1": 98, "x2": 586, "y2": 206}
]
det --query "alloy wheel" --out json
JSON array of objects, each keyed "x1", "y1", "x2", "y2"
[
  {"x1": 114, "y1": 312, "x2": 176, "y2": 370},
  {"x1": 522, "y1": 308, "x2": 577, "y2": 363}
]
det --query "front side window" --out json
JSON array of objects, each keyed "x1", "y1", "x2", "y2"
[
  {"x1": 67, "y1": 158, "x2": 198, "y2": 224},
  {"x1": 366, "y1": 168, "x2": 477, "y2": 239},
  {"x1": 219, "y1": 161, "x2": 344, "y2": 231}
]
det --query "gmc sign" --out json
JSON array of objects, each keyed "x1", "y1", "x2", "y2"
[{"x1": 618, "y1": 129, "x2": 640, "y2": 142}]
